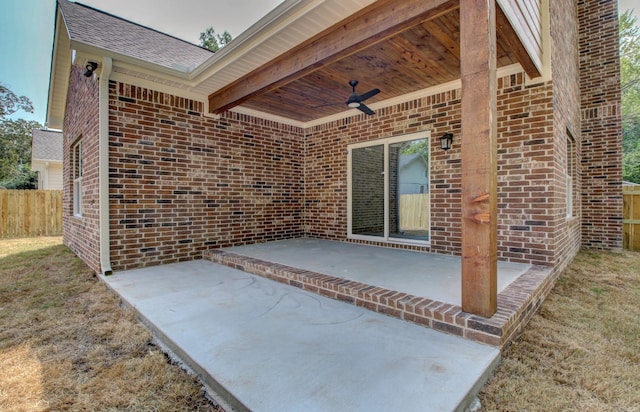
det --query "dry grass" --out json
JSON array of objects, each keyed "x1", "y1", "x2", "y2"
[
  {"x1": 480, "y1": 250, "x2": 640, "y2": 411},
  {"x1": 3, "y1": 237, "x2": 639, "y2": 411},
  {"x1": 0, "y1": 237, "x2": 222, "y2": 411}
]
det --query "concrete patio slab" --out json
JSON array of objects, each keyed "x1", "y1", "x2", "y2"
[
  {"x1": 206, "y1": 239, "x2": 555, "y2": 348},
  {"x1": 104, "y1": 260, "x2": 500, "y2": 412},
  {"x1": 224, "y1": 238, "x2": 530, "y2": 307}
]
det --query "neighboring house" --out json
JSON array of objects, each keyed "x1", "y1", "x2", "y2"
[
  {"x1": 31, "y1": 129, "x2": 63, "y2": 190},
  {"x1": 46, "y1": 0, "x2": 622, "y2": 323},
  {"x1": 398, "y1": 154, "x2": 429, "y2": 195}
]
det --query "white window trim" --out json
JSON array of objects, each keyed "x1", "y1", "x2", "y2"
[
  {"x1": 566, "y1": 132, "x2": 575, "y2": 219},
  {"x1": 72, "y1": 140, "x2": 83, "y2": 218},
  {"x1": 347, "y1": 131, "x2": 431, "y2": 246}
]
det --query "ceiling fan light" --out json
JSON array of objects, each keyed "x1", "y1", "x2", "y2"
[{"x1": 348, "y1": 101, "x2": 360, "y2": 108}]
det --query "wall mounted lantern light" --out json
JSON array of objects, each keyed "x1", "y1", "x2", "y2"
[
  {"x1": 84, "y1": 62, "x2": 98, "y2": 77},
  {"x1": 440, "y1": 132, "x2": 453, "y2": 151}
]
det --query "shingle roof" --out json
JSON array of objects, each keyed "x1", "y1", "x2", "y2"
[
  {"x1": 399, "y1": 153, "x2": 428, "y2": 170},
  {"x1": 32, "y1": 129, "x2": 63, "y2": 162},
  {"x1": 59, "y1": 0, "x2": 214, "y2": 71}
]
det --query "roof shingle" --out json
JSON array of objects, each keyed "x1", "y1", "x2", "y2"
[
  {"x1": 32, "y1": 129, "x2": 63, "y2": 162},
  {"x1": 59, "y1": 0, "x2": 214, "y2": 71}
]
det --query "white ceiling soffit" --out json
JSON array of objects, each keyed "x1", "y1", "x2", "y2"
[{"x1": 189, "y1": 0, "x2": 378, "y2": 94}]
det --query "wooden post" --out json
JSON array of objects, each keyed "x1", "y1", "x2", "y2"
[{"x1": 460, "y1": 0, "x2": 498, "y2": 317}]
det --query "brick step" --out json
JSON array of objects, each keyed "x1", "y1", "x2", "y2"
[{"x1": 203, "y1": 248, "x2": 555, "y2": 349}]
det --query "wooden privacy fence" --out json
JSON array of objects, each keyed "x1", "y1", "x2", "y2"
[
  {"x1": 400, "y1": 193, "x2": 430, "y2": 230},
  {"x1": 624, "y1": 186, "x2": 640, "y2": 251},
  {"x1": 0, "y1": 190, "x2": 63, "y2": 238}
]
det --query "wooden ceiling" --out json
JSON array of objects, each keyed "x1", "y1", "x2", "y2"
[{"x1": 208, "y1": 0, "x2": 535, "y2": 123}]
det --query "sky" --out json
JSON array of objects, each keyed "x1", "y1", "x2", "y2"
[
  {"x1": 0, "y1": 0, "x2": 284, "y2": 126},
  {"x1": 0, "y1": 0, "x2": 637, "y2": 127}
]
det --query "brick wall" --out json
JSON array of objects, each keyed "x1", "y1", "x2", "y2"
[
  {"x1": 65, "y1": 66, "x2": 599, "y2": 273},
  {"x1": 578, "y1": 0, "x2": 623, "y2": 250},
  {"x1": 63, "y1": 0, "x2": 621, "y2": 273},
  {"x1": 62, "y1": 65, "x2": 102, "y2": 274},
  {"x1": 305, "y1": 75, "x2": 560, "y2": 266},
  {"x1": 550, "y1": 0, "x2": 583, "y2": 271},
  {"x1": 305, "y1": 92, "x2": 465, "y2": 251},
  {"x1": 108, "y1": 82, "x2": 304, "y2": 270}
]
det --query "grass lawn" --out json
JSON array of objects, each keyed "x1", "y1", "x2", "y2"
[
  {"x1": 480, "y1": 250, "x2": 640, "y2": 411},
  {"x1": 0, "y1": 237, "x2": 220, "y2": 411},
  {"x1": 1, "y1": 237, "x2": 638, "y2": 411}
]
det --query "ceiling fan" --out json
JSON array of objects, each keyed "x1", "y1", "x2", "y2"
[{"x1": 345, "y1": 80, "x2": 380, "y2": 115}]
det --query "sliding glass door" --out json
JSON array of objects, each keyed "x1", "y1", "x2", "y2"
[{"x1": 348, "y1": 132, "x2": 430, "y2": 244}]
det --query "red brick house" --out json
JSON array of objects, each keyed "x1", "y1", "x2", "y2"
[{"x1": 47, "y1": 0, "x2": 621, "y2": 339}]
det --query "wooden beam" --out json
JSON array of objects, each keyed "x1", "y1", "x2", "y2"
[
  {"x1": 460, "y1": 0, "x2": 498, "y2": 318},
  {"x1": 208, "y1": 0, "x2": 458, "y2": 114},
  {"x1": 495, "y1": 5, "x2": 541, "y2": 78}
]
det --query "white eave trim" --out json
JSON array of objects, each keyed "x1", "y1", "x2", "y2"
[
  {"x1": 47, "y1": 9, "x2": 72, "y2": 130},
  {"x1": 189, "y1": 0, "x2": 325, "y2": 80},
  {"x1": 70, "y1": 40, "x2": 198, "y2": 80}
]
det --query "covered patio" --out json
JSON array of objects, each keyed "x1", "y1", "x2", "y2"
[
  {"x1": 206, "y1": 239, "x2": 554, "y2": 348},
  {"x1": 201, "y1": 0, "x2": 548, "y2": 320}
]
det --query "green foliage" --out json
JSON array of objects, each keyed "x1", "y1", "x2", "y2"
[
  {"x1": 0, "y1": 84, "x2": 40, "y2": 189},
  {"x1": 0, "y1": 118, "x2": 41, "y2": 189},
  {"x1": 0, "y1": 83, "x2": 33, "y2": 119},
  {"x1": 621, "y1": 11, "x2": 640, "y2": 183},
  {"x1": 400, "y1": 139, "x2": 429, "y2": 157},
  {"x1": 623, "y1": 148, "x2": 640, "y2": 183},
  {"x1": 198, "y1": 27, "x2": 233, "y2": 52}
]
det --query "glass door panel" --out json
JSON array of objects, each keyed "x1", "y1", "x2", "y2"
[
  {"x1": 351, "y1": 145, "x2": 384, "y2": 237},
  {"x1": 388, "y1": 138, "x2": 429, "y2": 240}
]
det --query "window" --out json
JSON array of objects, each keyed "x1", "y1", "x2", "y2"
[
  {"x1": 348, "y1": 132, "x2": 430, "y2": 244},
  {"x1": 566, "y1": 130, "x2": 576, "y2": 218},
  {"x1": 72, "y1": 139, "x2": 83, "y2": 217}
]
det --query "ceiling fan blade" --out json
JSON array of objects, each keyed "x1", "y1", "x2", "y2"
[
  {"x1": 357, "y1": 88, "x2": 380, "y2": 102},
  {"x1": 357, "y1": 103, "x2": 375, "y2": 115}
]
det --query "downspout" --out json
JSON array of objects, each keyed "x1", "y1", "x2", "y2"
[{"x1": 98, "y1": 57, "x2": 113, "y2": 275}]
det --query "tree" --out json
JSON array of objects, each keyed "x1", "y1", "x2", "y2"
[
  {"x1": 621, "y1": 11, "x2": 640, "y2": 183},
  {"x1": 0, "y1": 84, "x2": 39, "y2": 189},
  {"x1": 0, "y1": 83, "x2": 34, "y2": 119},
  {"x1": 199, "y1": 28, "x2": 232, "y2": 52}
]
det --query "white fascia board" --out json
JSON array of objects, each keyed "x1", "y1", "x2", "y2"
[
  {"x1": 47, "y1": 9, "x2": 72, "y2": 130},
  {"x1": 32, "y1": 158, "x2": 63, "y2": 164},
  {"x1": 189, "y1": 0, "x2": 324, "y2": 81},
  {"x1": 69, "y1": 40, "x2": 197, "y2": 81}
]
